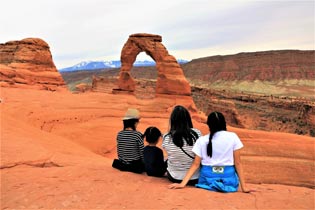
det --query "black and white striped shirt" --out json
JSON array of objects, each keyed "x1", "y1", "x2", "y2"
[
  {"x1": 117, "y1": 130, "x2": 144, "y2": 163},
  {"x1": 162, "y1": 128, "x2": 202, "y2": 180}
]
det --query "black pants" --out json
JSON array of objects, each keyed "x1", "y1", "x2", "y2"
[
  {"x1": 112, "y1": 159, "x2": 145, "y2": 174},
  {"x1": 167, "y1": 171, "x2": 199, "y2": 186}
]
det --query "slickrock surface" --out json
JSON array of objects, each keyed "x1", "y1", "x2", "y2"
[
  {"x1": 1, "y1": 87, "x2": 314, "y2": 209},
  {"x1": 117, "y1": 33, "x2": 191, "y2": 95},
  {"x1": 0, "y1": 38, "x2": 65, "y2": 90}
]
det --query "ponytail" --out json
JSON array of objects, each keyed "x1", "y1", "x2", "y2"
[
  {"x1": 206, "y1": 111, "x2": 227, "y2": 157},
  {"x1": 207, "y1": 133, "x2": 214, "y2": 157}
]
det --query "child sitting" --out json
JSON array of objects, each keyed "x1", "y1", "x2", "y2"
[
  {"x1": 143, "y1": 127, "x2": 167, "y2": 177},
  {"x1": 112, "y1": 108, "x2": 145, "y2": 174}
]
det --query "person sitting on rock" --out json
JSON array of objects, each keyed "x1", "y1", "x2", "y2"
[
  {"x1": 168, "y1": 111, "x2": 250, "y2": 193},
  {"x1": 143, "y1": 126, "x2": 167, "y2": 177},
  {"x1": 112, "y1": 108, "x2": 145, "y2": 173},
  {"x1": 162, "y1": 105, "x2": 202, "y2": 185}
]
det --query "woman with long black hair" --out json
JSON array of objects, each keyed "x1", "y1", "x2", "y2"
[
  {"x1": 162, "y1": 105, "x2": 202, "y2": 185},
  {"x1": 169, "y1": 111, "x2": 250, "y2": 193}
]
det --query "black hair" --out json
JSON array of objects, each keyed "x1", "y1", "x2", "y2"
[
  {"x1": 142, "y1": 126, "x2": 162, "y2": 144},
  {"x1": 207, "y1": 111, "x2": 227, "y2": 157},
  {"x1": 168, "y1": 105, "x2": 199, "y2": 148},
  {"x1": 123, "y1": 119, "x2": 139, "y2": 130}
]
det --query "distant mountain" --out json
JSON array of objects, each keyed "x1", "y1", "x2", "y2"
[
  {"x1": 59, "y1": 61, "x2": 121, "y2": 72},
  {"x1": 59, "y1": 59, "x2": 188, "y2": 72},
  {"x1": 181, "y1": 50, "x2": 315, "y2": 82}
]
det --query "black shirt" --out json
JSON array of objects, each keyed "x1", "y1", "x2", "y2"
[{"x1": 143, "y1": 146, "x2": 166, "y2": 177}]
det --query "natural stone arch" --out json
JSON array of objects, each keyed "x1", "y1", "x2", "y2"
[{"x1": 117, "y1": 33, "x2": 191, "y2": 95}]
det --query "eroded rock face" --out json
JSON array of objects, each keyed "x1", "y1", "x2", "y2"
[
  {"x1": 183, "y1": 50, "x2": 315, "y2": 81},
  {"x1": 0, "y1": 38, "x2": 65, "y2": 90},
  {"x1": 92, "y1": 76, "x2": 117, "y2": 93},
  {"x1": 117, "y1": 33, "x2": 191, "y2": 95}
]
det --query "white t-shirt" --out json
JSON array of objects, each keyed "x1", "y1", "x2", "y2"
[{"x1": 192, "y1": 131, "x2": 243, "y2": 166}]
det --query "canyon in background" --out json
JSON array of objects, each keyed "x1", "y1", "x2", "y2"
[
  {"x1": 1, "y1": 36, "x2": 314, "y2": 209},
  {"x1": 61, "y1": 50, "x2": 315, "y2": 137}
]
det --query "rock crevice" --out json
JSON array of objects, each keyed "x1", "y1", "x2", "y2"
[{"x1": 1, "y1": 159, "x2": 62, "y2": 169}]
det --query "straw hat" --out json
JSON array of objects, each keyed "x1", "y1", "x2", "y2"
[{"x1": 123, "y1": 108, "x2": 140, "y2": 120}]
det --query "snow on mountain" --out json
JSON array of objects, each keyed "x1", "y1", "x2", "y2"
[
  {"x1": 58, "y1": 59, "x2": 188, "y2": 72},
  {"x1": 59, "y1": 61, "x2": 119, "y2": 72}
]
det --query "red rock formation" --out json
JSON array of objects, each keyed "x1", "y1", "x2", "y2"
[
  {"x1": 0, "y1": 38, "x2": 65, "y2": 90},
  {"x1": 92, "y1": 76, "x2": 117, "y2": 93},
  {"x1": 75, "y1": 83, "x2": 91, "y2": 93},
  {"x1": 183, "y1": 50, "x2": 315, "y2": 81},
  {"x1": 117, "y1": 33, "x2": 191, "y2": 95},
  {"x1": 191, "y1": 86, "x2": 315, "y2": 136}
]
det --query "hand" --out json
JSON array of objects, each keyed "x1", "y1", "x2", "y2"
[
  {"x1": 242, "y1": 186, "x2": 254, "y2": 193},
  {"x1": 168, "y1": 183, "x2": 185, "y2": 189}
]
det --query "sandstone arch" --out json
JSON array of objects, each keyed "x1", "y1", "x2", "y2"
[{"x1": 117, "y1": 33, "x2": 191, "y2": 95}]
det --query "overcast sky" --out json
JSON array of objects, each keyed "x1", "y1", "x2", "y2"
[{"x1": 1, "y1": 0, "x2": 314, "y2": 69}]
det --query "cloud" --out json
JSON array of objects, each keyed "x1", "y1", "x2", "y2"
[{"x1": 1, "y1": 0, "x2": 314, "y2": 68}]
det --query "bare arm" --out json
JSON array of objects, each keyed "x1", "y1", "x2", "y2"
[
  {"x1": 168, "y1": 155, "x2": 201, "y2": 189},
  {"x1": 234, "y1": 149, "x2": 250, "y2": 193}
]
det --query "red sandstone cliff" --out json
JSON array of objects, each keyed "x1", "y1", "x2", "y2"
[
  {"x1": 0, "y1": 38, "x2": 65, "y2": 90},
  {"x1": 182, "y1": 50, "x2": 315, "y2": 81}
]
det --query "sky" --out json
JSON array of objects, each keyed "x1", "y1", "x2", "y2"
[{"x1": 1, "y1": 0, "x2": 314, "y2": 69}]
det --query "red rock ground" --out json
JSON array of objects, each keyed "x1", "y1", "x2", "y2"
[{"x1": 1, "y1": 87, "x2": 314, "y2": 209}]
